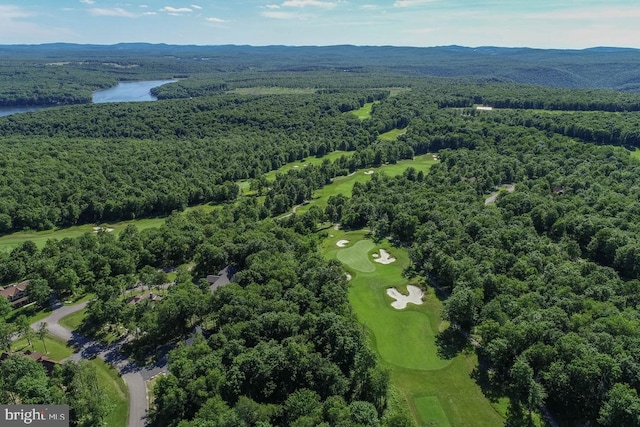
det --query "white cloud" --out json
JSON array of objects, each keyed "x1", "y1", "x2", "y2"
[
  {"x1": 140, "y1": 4, "x2": 149, "y2": 8},
  {"x1": 526, "y1": 6, "x2": 640, "y2": 21},
  {"x1": 261, "y1": 10, "x2": 307, "y2": 20},
  {"x1": 266, "y1": 4, "x2": 281, "y2": 9},
  {"x1": 0, "y1": 4, "x2": 31, "y2": 19},
  {"x1": 80, "y1": 0, "x2": 96, "y2": 5},
  {"x1": 88, "y1": 8, "x2": 136, "y2": 17},
  {"x1": 0, "y1": 5, "x2": 73, "y2": 42},
  {"x1": 359, "y1": 4, "x2": 378, "y2": 10},
  {"x1": 282, "y1": 0, "x2": 337, "y2": 8},
  {"x1": 143, "y1": 11, "x2": 158, "y2": 15},
  {"x1": 206, "y1": 17, "x2": 227, "y2": 23},
  {"x1": 191, "y1": 4, "x2": 202, "y2": 9},
  {"x1": 161, "y1": 6, "x2": 192, "y2": 13},
  {"x1": 393, "y1": 0, "x2": 435, "y2": 7}
]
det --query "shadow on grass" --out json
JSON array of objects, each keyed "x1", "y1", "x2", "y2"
[
  {"x1": 435, "y1": 327, "x2": 473, "y2": 359},
  {"x1": 470, "y1": 358, "x2": 506, "y2": 404}
]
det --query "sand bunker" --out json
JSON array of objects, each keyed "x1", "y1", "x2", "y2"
[
  {"x1": 387, "y1": 285, "x2": 424, "y2": 309},
  {"x1": 345, "y1": 273, "x2": 352, "y2": 281},
  {"x1": 373, "y1": 249, "x2": 396, "y2": 264},
  {"x1": 336, "y1": 239, "x2": 350, "y2": 247},
  {"x1": 93, "y1": 226, "x2": 114, "y2": 233},
  {"x1": 364, "y1": 170, "x2": 375, "y2": 175}
]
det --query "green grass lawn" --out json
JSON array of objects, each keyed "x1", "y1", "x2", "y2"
[
  {"x1": 631, "y1": 149, "x2": 640, "y2": 161},
  {"x1": 295, "y1": 154, "x2": 438, "y2": 216},
  {"x1": 415, "y1": 396, "x2": 451, "y2": 427},
  {"x1": 323, "y1": 230, "x2": 504, "y2": 427},
  {"x1": 263, "y1": 150, "x2": 355, "y2": 181},
  {"x1": 59, "y1": 308, "x2": 87, "y2": 331},
  {"x1": 350, "y1": 101, "x2": 378, "y2": 119},
  {"x1": 228, "y1": 87, "x2": 317, "y2": 95},
  {"x1": 11, "y1": 333, "x2": 74, "y2": 361},
  {"x1": 1, "y1": 150, "x2": 433, "y2": 252},
  {"x1": 336, "y1": 239, "x2": 376, "y2": 273},
  {"x1": 0, "y1": 217, "x2": 166, "y2": 252},
  {"x1": 379, "y1": 128, "x2": 406, "y2": 141},
  {"x1": 4, "y1": 304, "x2": 53, "y2": 325},
  {"x1": 89, "y1": 358, "x2": 129, "y2": 427}
]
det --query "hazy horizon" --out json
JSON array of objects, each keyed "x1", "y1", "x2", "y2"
[{"x1": 1, "y1": 1, "x2": 638, "y2": 49}]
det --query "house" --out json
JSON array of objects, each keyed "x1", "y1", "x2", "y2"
[
  {"x1": 126, "y1": 291, "x2": 163, "y2": 305},
  {"x1": 206, "y1": 266, "x2": 235, "y2": 294},
  {"x1": 0, "y1": 280, "x2": 30, "y2": 307},
  {"x1": 0, "y1": 350, "x2": 60, "y2": 375}
]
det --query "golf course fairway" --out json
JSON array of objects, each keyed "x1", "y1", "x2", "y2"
[{"x1": 324, "y1": 230, "x2": 504, "y2": 426}]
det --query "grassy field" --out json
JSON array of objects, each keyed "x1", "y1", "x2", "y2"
[
  {"x1": 322, "y1": 230, "x2": 504, "y2": 427},
  {"x1": 336, "y1": 239, "x2": 376, "y2": 273},
  {"x1": 59, "y1": 308, "x2": 87, "y2": 331},
  {"x1": 0, "y1": 217, "x2": 166, "y2": 252},
  {"x1": 89, "y1": 358, "x2": 129, "y2": 427},
  {"x1": 295, "y1": 154, "x2": 438, "y2": 216},
  {"x1": 4, "y1": 303, "x2": 53, "y2": 325},
  {"x1": 263, "y1": 150, "x2": 355, "y2": 181},
  {"x1": 350, "y1": 101, "x2": 378, "y2": 120},
  {"x1": 379, "y1": 128, "x2": 406, "y2": 141},
  {"x1": 11, "y1": 333, "x2": 74, "y2": 361},
  {"x1": 228, "y1": 87, "x2": 317, "y2": 95},
  {"x1": 631, "y1": 149, "x2": 640, "y2": 161},
  {"x1": 0, "y1": 151, "x2": 435, "y2": 251}
]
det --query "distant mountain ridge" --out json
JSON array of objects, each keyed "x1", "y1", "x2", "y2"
[{"x1": 1, "y1": 43, "x2": 640, "y2": 91}]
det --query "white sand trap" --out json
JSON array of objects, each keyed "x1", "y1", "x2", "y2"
[
  {"x1": 93, "y1": 226, "x2": 114, "y2": 233},
  {"x1": 372, "y1": 253, "x2": 379, "y2": 258},
  {"x1": 345, "y1": 273, "x2": 352, "y2": 281},
  {"x1": 336, "y1": 239, "x2": 350, "y2": 247},
  {"x1": 293, "y1": 165, "x2": 299, "y2": 168},
  {"x1": 387, "y1": 285, "x2": 424, "y2": 309},
  {"x1": 364, "y1": 170, "x2": 375, "y2": 175},
  {"x1": 373, "y1": 249, "x2": 396, "y2": 264}
]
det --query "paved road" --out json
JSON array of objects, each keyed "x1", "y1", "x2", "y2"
[
  {"x1": 484, "y1": 183, "x2": 515, "y2": 205},
  {"x1": 32, "y1": 300, "x2": 168, "y2": 427}
]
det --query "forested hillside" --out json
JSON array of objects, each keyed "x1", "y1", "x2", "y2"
[
  {"x1": 0, "y1": 91, "x2": 385, "y2": 232},
  {"x1": 2, "y1": 44, "x2": 640, "y2": 106},
  {"x1": 3, "y1": 45, "x2": 640, "y2": 426}
]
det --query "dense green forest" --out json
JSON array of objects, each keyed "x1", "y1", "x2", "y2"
[
  {"x1": 4, "y1": 44, "x2": 640, "y2": 426},
  {"x1": 2, "y1": 43, "x2": 640, "y2": 106}
]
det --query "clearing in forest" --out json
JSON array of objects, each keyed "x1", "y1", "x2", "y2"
[
  {"x1": 350, "y1": 101, "x2": 379, "y2": 120},
  {"x1": 378, "y1": 128, "x2": 406, "y2": 141},
  {"x1": 323, "y1": 230, "x2": 504, "y2": 427}
]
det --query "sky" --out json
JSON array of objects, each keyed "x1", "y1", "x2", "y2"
[{"x1": 1, "y1": 1, "x2": 639, "y2": 48}]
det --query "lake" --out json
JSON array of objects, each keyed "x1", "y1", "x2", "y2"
[
  {"x1": 92, "y1": 79, "x2": 176, "y2": 103},
  {"x1": 0, "y1": 79, "x2": 176, "y2": 117},
  {"x1": 0, "y1": 106, "x2": 48, "y2": 117}
]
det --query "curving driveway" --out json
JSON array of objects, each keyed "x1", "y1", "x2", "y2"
[{"x1": 32, "y1": 300, "x2": 168, "y2": 427}]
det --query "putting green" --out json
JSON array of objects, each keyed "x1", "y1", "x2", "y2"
[
  {"x1": 350, "y1": 279, "x2": 448, "y2": 369},
  {"x1": 336, "y1": 240, "x2": 376, "y2": 273},
  {"x1": 328, "y1": 232, "x2": 504, "y2": 426},
  {"x1": 414, "y1": 396, "x2": 451, "y2": 427}
]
